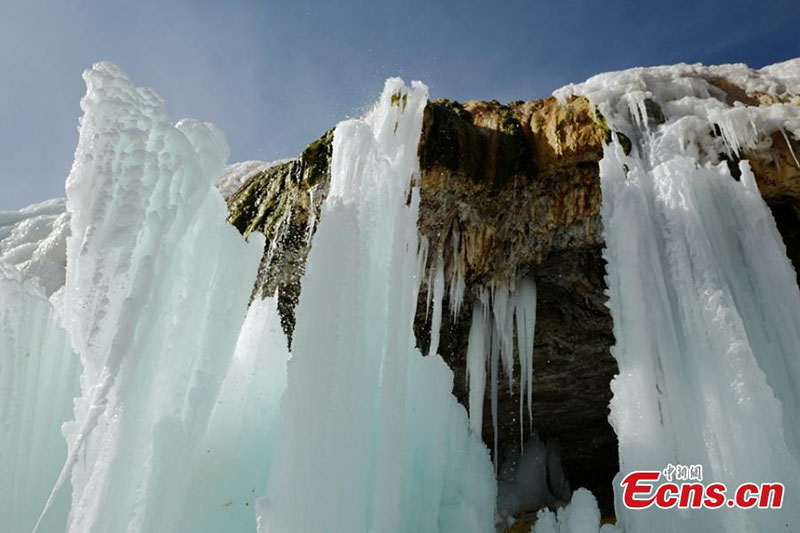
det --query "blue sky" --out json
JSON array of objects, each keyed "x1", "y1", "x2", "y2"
[{"x1": 1, "y1": 0, "x2": 797, "y2": 209}]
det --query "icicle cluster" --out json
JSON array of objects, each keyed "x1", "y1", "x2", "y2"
[
  {"x1": 562, "y1": 59, "x2": 800, "y2": 532},
  {"x1": 462, "y1": 278, "x2": 537, "y2": 460},
  {"x1": 4, "y1": 57, "x2": 800, "y2": 533}
]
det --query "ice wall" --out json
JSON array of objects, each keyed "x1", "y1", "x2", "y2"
[
  {"x1": 0, "y1": 264, "x2": 79, "y2": 532},
  {"x1": 35, "y1": 62, "x2": 265, "y2": 532},
  {"x1": 560, "y1": 61, "x2": 800, "y2": 531},
  {"x1": 178, "y1": 295, "x2": 289, "y2": 531},
  {"x1": 258, "y1": 78, "x2": 496, "y2": 533}
]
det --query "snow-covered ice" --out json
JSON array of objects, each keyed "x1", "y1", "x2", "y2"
[
  {"x1": 563, "y1": 59, "x2": 800, "y2": 531},
  {"x1": 0, "y1": 198, "x2": 69, "y2": 295}
]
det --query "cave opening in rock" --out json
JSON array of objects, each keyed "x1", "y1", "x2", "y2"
[
  {"x1": 413, "y1": 243, "x2": 621, "y2": 521},
  {"x1": 768, "y1": 199, "x2": 800, "y2": 288}
]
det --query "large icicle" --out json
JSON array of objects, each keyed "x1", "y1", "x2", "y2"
[
  {"x1": 37, "y1": 62, "x2": 264, "y2": 532},
  {"x1": 562, "y1": 61, "x2": 800, "y2": 532},
  {"x1": 258, "y1": 79, "x2": 495, "y2": 533}
]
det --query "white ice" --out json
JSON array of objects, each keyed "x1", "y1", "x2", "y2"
[
  {"x1": 0, "y1": 198, "x2": 69, "y2": 296},
  {"x1": 258, "y1": 78, "x2": 496, "y2": 533},
  {"x1": 563, "y1": 60, "x2": 800, "y2": 531},
  {"x1": 530, "y1": 488, "x2": 612, "y2": 533},
  {"x1": 0, "y1": 263, "x2": 79, "y2": 532},
  {"x1": 36, "y1": 62, "x2": 265, "y2": 532},
  {"x1": 464, "y1": 277, "x2": 537, "y2": 457}
]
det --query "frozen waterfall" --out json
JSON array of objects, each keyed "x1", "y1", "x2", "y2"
[
  {"x1": 258, "y1": 78, "x2": 496, "y2": 533},
  {"x1": 2, "y1": 58, "x2": 800, "y2": 533},
  {"x1": 559, "y1": 61, "x2": 800, "y2": 532}
]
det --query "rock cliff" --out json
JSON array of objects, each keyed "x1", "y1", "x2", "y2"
[{"x1": 226, "y1": 69, "x2": 800, "y2": 518}]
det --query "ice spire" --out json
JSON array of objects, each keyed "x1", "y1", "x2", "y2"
[
  {"x1": 35, "y1": 62, "x2": 264, "y2": 532},
  {"x1": 258, "y1": 78, "x2": 496, "y2": 533}
]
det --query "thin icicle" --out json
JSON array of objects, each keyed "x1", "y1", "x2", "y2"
[
  {"x1": 428, "y1": 254, "x2": 445, "y2": 356},
  {"x1": 466, "y1": 302, "x2": 489, "y2": 435},
  {"x1": 490, "y1": 327, "x2": 500, "y2": 473},
  {"x1": 780, "y1": 127, "x2": 800, "y2": 167},
  {"x1": 306, "y1": 188, "x2": 317, "y2": 242},
  {"x1": 448, "y1": 226, "x2": 466, "y2": 320},
  {"x1": 514, "y1": 278, "x2": 537, "y2": 444},
  {"x1": 491, "y1": 282, "x2": 516, "y2": 390},
  {"x1": 465, "y1": 276, "x2": 538, "y2": 462},
  {"x1": 416, "y1": 235, "x2": 429, "y2": 292}
]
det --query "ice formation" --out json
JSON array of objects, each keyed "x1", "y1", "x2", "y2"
[
  {"x1": 0, "y1": 198, "x2": 69, "y2": 295},
  {"x1": 258, "y1": 78, "x2": 496, "y2": 533},
  {"x1": 464, "y1": 277, "x2": 537, "y2": 458},
  {"x1": 530, "y1": 488, "x2": 614, "y2": 533},
  {"x1": 0, "y1": 264, "x2": 79, "y2": 532},
  {"x1": 4, "y1": 56, "x2": 800, "y2": 533},
  {"x1": 0, "y1": 64, "x2": 496, "y2": 533},
  {"x1": 178, "y1": 295, "x2": 289, "y2": 531},
  {"x1": 559, "y1": 59, "x2": 800, "y2": 531},
  {"x1": 30, "y1": 63, "x2": 265, "y2": 531},
  {"x1": 0, "y1": 158, "x2": 281, "y2": 298}
]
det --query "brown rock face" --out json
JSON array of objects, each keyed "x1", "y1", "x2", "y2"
[
  {"x1": 415, "y1": 97, "x2": 617, "y2": 514},
  {"x1": 226, "y1": 85, "x2": 800, "y2": 520}
]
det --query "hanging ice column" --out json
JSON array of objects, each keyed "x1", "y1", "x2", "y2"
[
  {"x1": 464, "y1": 278, "x2": 537, "y2": 459},
  {"x1": 558, "y1": 62, "x2": 800, "y2": 532},
  {"x1": 37, "y1": 62, "x2": 264, "y2": 532},
  {"x1": 259, "y1": 79, "x2": 496, "y2": 533}
]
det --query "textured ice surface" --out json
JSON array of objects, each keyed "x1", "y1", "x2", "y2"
[
  {"x1": 35, "y1": 62, "x2": 265, "y2": 531},
  {"x1": 258, "y1": 78, "x2": 496, "y2": 533},
  {"x1": 0, "y1": 198, "x2": 69, "y2": 295},
  {"x1": 0, "y1": 155, "x2": 277, "y2": 298},
  {"x1": 563, "y1": 61, "x2": 800, "y2": 531},
  {"x1": 530, "y1": 488, "x2": 609, "y2": 533}
]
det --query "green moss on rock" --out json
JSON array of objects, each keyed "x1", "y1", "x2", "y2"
[
  {"x1": 299, "y1": 128, "x2": 333, "y2": 187},
  {"x1": 594, "y1": 108, "x2": 632, "y2": 156},
  {"x1": 419, "y1": 99, "x2": 531, "y2": 189}
]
